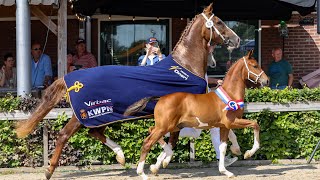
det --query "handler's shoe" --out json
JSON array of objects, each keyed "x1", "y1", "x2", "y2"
[{"x1": 217, "y1": 156, "x2": 238, "y2": 167}]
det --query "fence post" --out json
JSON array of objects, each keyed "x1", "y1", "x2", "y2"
[
  {"x1": 43, "y1": 120, "x2": 49, "y2": 166},
  {"x1": 189, "y1": 138, "x2": 195, "y2": 162}
]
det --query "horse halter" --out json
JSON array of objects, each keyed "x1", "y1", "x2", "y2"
[
  {"x1": 243, "y1": 57, "x2": 264, "y2": 84},
  {"x1": 201, "y1": 13, "x2": 230, "y2": 46}
]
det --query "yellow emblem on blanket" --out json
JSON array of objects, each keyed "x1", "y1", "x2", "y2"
[
  {"x1": 169, "y1": 66, "x2": 182, "y2": 70},
  {"x1": 67, "y1": 81, "x2": 84, "y2": 93}
]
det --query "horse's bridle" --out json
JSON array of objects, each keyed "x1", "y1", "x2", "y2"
[
  {"x1": 201, "y1": 13, "x2": 230, "y2": 46},
  {"x1": 243, "y1": 57, "x2": 264, "y2": 84}
]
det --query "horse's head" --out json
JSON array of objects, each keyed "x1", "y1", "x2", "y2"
[
  {"x1": 202, "y1": 3, "x2": 240, "y2": 52},
  {"x1": 242, "y1": 50, "x2": 269, "y2": 87}
]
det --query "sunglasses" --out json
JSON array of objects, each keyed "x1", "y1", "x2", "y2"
[{"x1": 32, "y1": 48, "x2": 41, "y2": 51}]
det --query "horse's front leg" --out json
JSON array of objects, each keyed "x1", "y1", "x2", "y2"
[
  {"x1": 230, "y1": 118, "x2": 260, "y2": 159},
  {"x1": 88, "y1": 126, "x2": 125, "y2": 166},
  {"x1": 218, "y1": 127, "x2": 235, "y2": 178},
  {"x1": 45, "y1": 115, "x2": 82, "y2": 180}
]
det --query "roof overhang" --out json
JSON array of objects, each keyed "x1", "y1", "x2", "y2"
[
  {"x1": 71, "y1": 0, "x2": 316, "y2": 20},
  {"x1": 0, "y1": 0, "x2": 58, "y2": 6}
]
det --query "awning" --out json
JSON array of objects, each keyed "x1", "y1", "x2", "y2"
[
  {"x1": 71, "y1": 0, "x2": 316, "y2": 20},
  {"x1": 0, "y1": 0, "x2": 58, "y2": 6}
]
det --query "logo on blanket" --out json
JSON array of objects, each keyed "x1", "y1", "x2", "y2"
[
  {"x1": 169, "y1": 66, "x2": 189, "y2": 80},
  {"x1": 80, "y1": 99, "x2": 114, "y2": 119}
]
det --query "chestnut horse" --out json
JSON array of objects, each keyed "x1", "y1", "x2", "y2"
[
  {"x1": 124, "y1": 50, "x2": 269, "y2": 179},
  {"x1": 15, "y1": 4, "x2": 240, "y2": 180}
]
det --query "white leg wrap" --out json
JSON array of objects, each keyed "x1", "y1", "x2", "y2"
[
  {"x1": 105, "y1": 138, "x2": 125, "y2": 165},
  {"x1": 161, "y1": 143, "x2": 173, "y2": 168},
  {"x1": 137, "y1": 161, "x2": 148, "y2": 180},
  {"x1": 218, "y1": 142, "x2": 234, "y2": 177}
]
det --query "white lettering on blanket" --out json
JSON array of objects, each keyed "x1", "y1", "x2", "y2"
[
  {"x1": 87, "y1": 106, "x2": 114, "y2": 118},
  {"x1": 84, "y1": 99, "x2": 112, "y2": 107},
  {"x1": 173, "y1": 69, "x2": 189, "y2": 80}
]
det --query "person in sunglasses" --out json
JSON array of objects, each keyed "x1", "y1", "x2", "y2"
[
  {"x1": 138, "y1": 37, "x2": 166, "y2": 66},
  {"x1": 31, "y1": 41, "x2": 53, "y2": 89}
]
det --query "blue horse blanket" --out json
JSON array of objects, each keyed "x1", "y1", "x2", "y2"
[{"x1": 64, "y1": 55, "x2": 207, "y2": 127}]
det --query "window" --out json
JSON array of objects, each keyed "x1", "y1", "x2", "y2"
[
  {"x1": 208, "y1": 20, "x2": 259, "y2": 77},
  {"x1": 100, "y1": 20, "x2": 169, "y2": 66}
]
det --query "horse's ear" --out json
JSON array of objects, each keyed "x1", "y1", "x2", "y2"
[
  {"x1": 247, "y1": 49, "x2": 254, "y2": 59},
  {"x1": 203, "y1": 3, "x2": 213, "y2": 14}
]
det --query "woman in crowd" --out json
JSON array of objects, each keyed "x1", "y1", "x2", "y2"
[{"x1": 0, "y1": 53, "x2": 16, "y2": 88}]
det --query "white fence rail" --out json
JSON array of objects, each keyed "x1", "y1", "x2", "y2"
[{"x1": 0, "y1": 102, "x2": 319, "y2": 166}]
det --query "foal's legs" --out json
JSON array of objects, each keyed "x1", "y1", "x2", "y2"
[
  {"x1": 218, "y1": 127, "x2": 235, "y2": 178},
  {"x1": 230, "y1": 118, "x2": 260, "y2": 159},
  {"x1": 149, "y1": 131, "x2": 179, "y2": 174},
  {"x1": 45, "y1": 115, "x2": 82, "y2": 180},
  {"x1": 137, "y1": 128, "x2": 166, "y2": 180},
  {"x1": 88, "y1": 126, "x2": 125, "y2": 166},
  {"x1": 228, "y1": 130, "x2": 242, "y2": 155}
]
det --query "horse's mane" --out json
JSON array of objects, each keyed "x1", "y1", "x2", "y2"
[
  {"x1": 172, "y1": 14, "x2": 199, "y2": 52},
  {"x1": 222, "y1": 56, "x2": 245, "y2": 82}
]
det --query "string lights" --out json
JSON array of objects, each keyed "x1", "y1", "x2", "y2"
[{"x1": 75, "y1": 13, "x2": 86, "y2": 21}]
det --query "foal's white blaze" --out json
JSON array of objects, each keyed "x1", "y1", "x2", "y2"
[
  {"x1": 196, "y1": 117, "x2": 209, "y2": 127},
  {"x1": 219, "y1": 142, "x2": 235, "y2": 178}
]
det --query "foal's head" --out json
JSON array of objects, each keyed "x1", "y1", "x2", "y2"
[
  {"x1": 239, "y1": 50, "x2": 269, "y2": 87},
  {"x1": 201, "y1": 3, "x2": 240, "y2": 51},
  {"x1": 228, "y1": 50, "x2": 269, "y2": 87}
]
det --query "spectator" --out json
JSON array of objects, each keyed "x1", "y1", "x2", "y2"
[
  {"x1": 72, "y1": 38, "x2": 97, "y2": 69},
  {"x1": 67, "y1": 49, "x2": 75, "y2": 73},
  {"x1": 0, "y1": 53, "x2": 16, "y2": 88},
  {"x1": 267, "y1": 47, "x2": 293, "y2": 89},
  {"x1": 31, "y1": 42, "x2": 53, "y2": 89},
  {"x1": 138, "y1": 37, "x2": 166, "y2": 66}
]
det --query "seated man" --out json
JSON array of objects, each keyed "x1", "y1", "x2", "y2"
[{"x1": 31, "y1": 42, "x2": 52, "y2": 89}]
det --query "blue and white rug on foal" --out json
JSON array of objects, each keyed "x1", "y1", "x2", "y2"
[{"x1": 64, "y1": 55, "x2": 207, "y2": 127}]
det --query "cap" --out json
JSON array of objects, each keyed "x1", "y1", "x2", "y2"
[
  {"x1": 76, "y1": 38, "x2": 86, "y2": 45},
  {"x1": 146, "y1": 37, "x2": 158, "y2": 44}
]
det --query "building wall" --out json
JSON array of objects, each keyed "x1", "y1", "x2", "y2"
[{"x1": 261, "y1": 13, "x2": 320, "y2": 87}]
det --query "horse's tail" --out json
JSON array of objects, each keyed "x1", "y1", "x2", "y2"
[
  {"x1": 15, "y1": 78, "x2": 67, "y2": 138},
  {"x1": 123, "y1": 96, "x2": 159, "y2": 116}
]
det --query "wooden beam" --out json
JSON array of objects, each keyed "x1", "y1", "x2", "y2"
[
  {"x1": 30, "y1": 6, "x2": 58, "y2": 36},
  {"x1": 58, "y1": 0, "x2": 68, "y2": 77}
]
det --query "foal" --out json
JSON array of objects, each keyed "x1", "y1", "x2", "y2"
[{"x1": 124, "y1": 50, "x2": 269, "y2": 179}]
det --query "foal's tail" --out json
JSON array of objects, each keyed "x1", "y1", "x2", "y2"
[
  {"x1": 123, "y1": 96, "x2": 159, "y2": 116},
  {"x1": 15, "y1": 78, "x2": 67, "y2": 138}
]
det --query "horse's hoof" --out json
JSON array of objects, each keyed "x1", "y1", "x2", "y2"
[
  {"x1": 230, "y1": 145, "x2": 242, "y2": 156},
  {"x1": 227, "y1": 172, "x2": 235, "y2": 178},
  {"x1": 244, "y1": 150, "x2": 251, "y2": 159},
  {"x1": 150, "y1": 164, "x2": 159, "y2": 175},
  {"x1": 116, "y1": 151, "x2": 126, "y2": 166},
  {"x1": 45, "y1": 169, "x2": 52, "y2": 180},
  {"x1": 162, "y1": 156, "x2": 171, "y2": 168}
]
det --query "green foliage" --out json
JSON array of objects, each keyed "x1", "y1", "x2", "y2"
[{"x1": 0, "y1": 87, "x2": 319, "y2": 167}]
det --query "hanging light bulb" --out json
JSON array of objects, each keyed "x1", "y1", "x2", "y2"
[
  {"x1": 70, "y1": 4, "x2": 73, "y2": 9},
  {"x1": 108, "y1": 14, "x2": 112, "y2": 20},
  {"x1": 181, "y1": 18, "x2": 184, "y2": 20},
  {"x1": 133, "y1": 16, "x2": 135, "y2": 21},
  {"x1": 157, "y1": 17, "x2": 160, "y2": 22}
]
